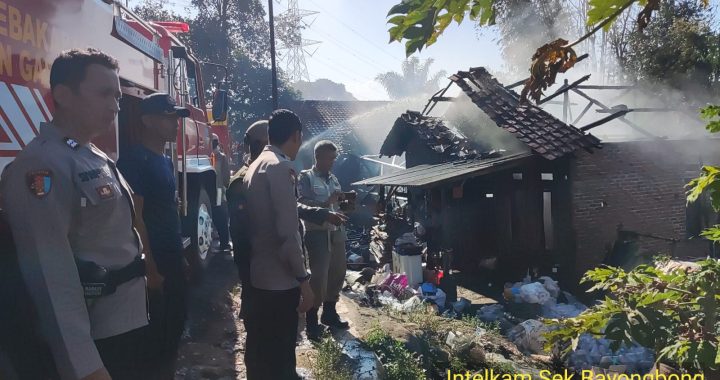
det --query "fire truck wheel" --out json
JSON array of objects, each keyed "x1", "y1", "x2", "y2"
[{"x1": 184, "y1": 187, "x2": 214, "y2": 283}]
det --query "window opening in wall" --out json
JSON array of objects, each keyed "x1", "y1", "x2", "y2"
[
  {"x1": 543, "y1": 191, "x2": 554, "y2": 250},
  {"x1": 541, "y1": 173, "x2": 554, "y2": 181},
  {"x1": 513, "y1": 173, "x2": 523, "y2": 180},
  {"x1": 485, "y1": 193, "x2": 494, "y2": 198}
]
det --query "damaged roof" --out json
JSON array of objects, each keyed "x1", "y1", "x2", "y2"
[
  {"x1": 450, "y1": 67, "x2": 601, "y2": 160},
  {"x1": 290, "y1": 100, "x2": 389, "y2": 153},
  {"x1": 354, "y1": 151, "x2": 533, "y2": 188},
  {"x1": 380, "y1": 111, "x2": 481, "y2": 160}
]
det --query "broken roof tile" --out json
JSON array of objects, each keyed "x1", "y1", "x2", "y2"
[{"x1": 447, "y1": 67, "x2": 601, "y2": 160}]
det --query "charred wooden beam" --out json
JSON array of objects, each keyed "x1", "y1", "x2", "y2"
[
  {"x1": 504, "y1": 54, "x2": 590, "y2": 90},
  {"x1": 571, "y1": 88, "x2": 658, "y2": 139},
  {"x1": 579, "y1": 109, "x2": 632, "y2": 131},
  {"x1": 576, "y1": 85, "x2": 636, "y2": 90},
  {"x1": 538, "y1": 75, "x2": 591, "y2": 105},
  {"x1": 596, "y1": 107, "x2": 680, "y2": 113},
  {"x1": 423, "y1": 81, "x2": 453, "y2": 115},
  {"x1": 572, "y1": 101, "x2": 594, "y2": 125}
]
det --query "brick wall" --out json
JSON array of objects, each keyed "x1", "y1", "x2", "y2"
[{"x1": 570, "y1": 139, "x2": 720, "y2": 279}]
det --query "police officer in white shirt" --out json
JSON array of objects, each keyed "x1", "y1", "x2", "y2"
[{"x1": 0, "y1": 49, "x2": 150, "y2": 380}]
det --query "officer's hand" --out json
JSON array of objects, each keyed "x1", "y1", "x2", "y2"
[
  {"x1": 297, "y1": 281, "x2": 315, "y2": 313},
  {"x1": 326, "y1": 211, "x2": 348, "y2": 226},
  {"x1": 81, "y1": 367, "x2": 112, "y2": 380},
  {"x1": 146, "y1": 269, "x2": 165, "y2": 292},
  {"x1": 145, "y1": 259, "x2": 165, "y2": 291}
]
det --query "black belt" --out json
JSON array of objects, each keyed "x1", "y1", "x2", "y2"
[{"x1": 76, "y1": 255, "x2": 146, "y2": 298}]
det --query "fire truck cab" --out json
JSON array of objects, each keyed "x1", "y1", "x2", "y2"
[{"x1": 0, "y1": 0, "x2": 231, "y2": 277}]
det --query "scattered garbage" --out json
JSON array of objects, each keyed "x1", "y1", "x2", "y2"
[
  {"x1": 451, "y1": 297, "x2": 471, "y2": 314},
  {"x1": 417, "y1": 283, "x2": 447, "y2": 309},
  {"x1": 538, "y1": 276, "x2": 560, "y2": 298},
  {"x1": 477, "y1": 304, "x2": 505, "y2": 323},
  {"x1": 567, "y1": 334, "x2": 655, "y2": 373},
  {"x1": 344, "y1": 266, "x2": 657, "y2": 375},
  {"x1": 541, "y1": 300, "x2": 585, "y2": 319},
  {"x1": 519, "y1": 282, "x2": 551, "y2": 304},
  {"x1": 507, "y1": 319, "x2": 549, "y2": 354}
]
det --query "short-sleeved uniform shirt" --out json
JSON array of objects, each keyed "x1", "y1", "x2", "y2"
[
  {"x1": 0, "y1": 122, "x2": 147, "y2": 379},
  {"x1": 118, "y1": 144, "x2": 182, "y2": 257}
]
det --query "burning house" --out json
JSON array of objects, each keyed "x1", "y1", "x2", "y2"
[{"x1": 355, "y1": 67, "x2": 719, "y2": 289}]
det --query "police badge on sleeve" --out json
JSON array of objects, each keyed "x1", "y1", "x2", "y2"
[{"x1": 26, "y1": 170, "x2": 53, "y2": 198}]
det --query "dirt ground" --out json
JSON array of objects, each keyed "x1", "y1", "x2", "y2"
[
  {"x1": 173, "y1": 249, "x2": 545, "y2": 380},
  {"x1": 175, "y1": 248, "x2": 322, "y2": 380}
]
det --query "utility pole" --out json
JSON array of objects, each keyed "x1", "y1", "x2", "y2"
[{"x1": 268, "y1": 0, "x2": 279, "y2": 110}]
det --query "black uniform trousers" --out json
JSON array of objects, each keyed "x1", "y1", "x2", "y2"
[
  {"x1": 142, "y1": 251, "x2": 188, "y2": 379},
  {"x1": 213, "y1": 202, "x2": 231, "y2": 247},
  {"x1": 95, "y1": 327, "x2": 146, "y2": 380},
  {"x1": 243, "y1": 286, "x2": 301, "y2": 380}
]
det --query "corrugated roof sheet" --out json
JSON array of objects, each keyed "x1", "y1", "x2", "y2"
[
  {"x1": 450, "y1": 67, "x2": 601, "y2": 160},
  {"x1": 353, "y1": 152, "x2": 533, "y2": 188}
]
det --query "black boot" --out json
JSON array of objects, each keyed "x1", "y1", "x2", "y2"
[
  {"x1": 306, "y1": 307, "x2": 324, "y2": 341},
  {"x1": 321, "y1": 301, "x2": 349, "y2": 329}
]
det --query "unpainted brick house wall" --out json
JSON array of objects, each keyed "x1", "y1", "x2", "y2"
[{"x1": 569, "y1": 139, "x2": 720, "y2": 278}]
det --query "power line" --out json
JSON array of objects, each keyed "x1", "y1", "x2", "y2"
[
  {"x1": 308, "y1": 27, "x2": 392, "y2": 73},
  {"x1": 303, "y1": 0, "x2": 404, "y2": 64}
]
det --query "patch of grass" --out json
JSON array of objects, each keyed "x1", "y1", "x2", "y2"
[
  {"x1": 365, "y1": 325, "x2": 427, "y2": 380},
  {"x1": 485, "y1": 360, "x2": 515, "y2": 374},
  {"x1": 460, "y1": 315, "x2": 501, "y2": 335},
  {"x1": 311, "y1": 335, "x2": 352, "y2": 380},
  {"x1": 450, "y1": 356, "x2": 468, "y2": 373}
]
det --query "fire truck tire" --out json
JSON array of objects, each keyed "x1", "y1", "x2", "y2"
[{"x1": 183, "y1": 187, "x2": 214, "y2": 283}]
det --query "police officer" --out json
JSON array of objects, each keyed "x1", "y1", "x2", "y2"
[
  {"x1": 297, "y1": 141, "x2": 350, "y2": 340},
  {"x1": 211, "y1": 133, "x2": 231, "y2": 251},
  {"x1": 0, "y1": 49, "x2": 149, "y2": 380},
  {"x1": 117, "y1": 93, "x2": 191, "y2": 379},
  {"x1": 228, "y1": 121, "x2": 347, "y2": 318},
  {"x1": 242, "y1": 110, "x2": 316, "y2": 380}
]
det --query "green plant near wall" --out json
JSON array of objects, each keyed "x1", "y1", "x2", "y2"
[
  {"x1": 687, "y1": 106, "x2": 720, "y2": 246},
  {"x1": 544, "y1": 261, "x2": 720, "y2": 373},
  {"x1": 544, "y1": 106, "x2": 720, "y2": 374}
]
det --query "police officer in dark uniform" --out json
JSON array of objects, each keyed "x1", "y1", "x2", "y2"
[
  {"x1": 117, "y1": 93, "x2": 190, "y2": 379},
  {"x1": 0, "y1": 49, "x2": 149, "y2": 380}
]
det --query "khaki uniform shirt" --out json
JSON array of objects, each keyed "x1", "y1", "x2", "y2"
[
  {"x1": 0, "y1": 123, "x2": 147, "y2": 379},
  {"x1": 243, "y1": 145, "x2": 309, "y2": 290}
]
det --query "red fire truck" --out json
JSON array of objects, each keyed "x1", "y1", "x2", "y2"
[{"x1": 0, "y1": 0, "x2": 231, "y2": 276}]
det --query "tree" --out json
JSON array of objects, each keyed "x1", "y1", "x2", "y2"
[
  {"x1": 385, "y1": 0, "x2": 711, "y2": 102},
  {"x1": 490, "y1": 0, "x2": 572, "y2": 76},
  {"x1": 133, "y1": 0, "x2": 300, "y2": 138},
  {"x1": 375, "y1": 57, "x2": 447, "y2": 100},
  {"x1": 293, "y1": 79, "x2": 358, "y2": 101},
  {"x1": 622, "y1": 1, "x2": 718, "y2": 93}
]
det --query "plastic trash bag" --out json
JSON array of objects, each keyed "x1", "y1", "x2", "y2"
[
  {"x1": 507, "y1": 319, "x2": 548, "y2": 354},
  {"x1": 519, "y1": 282, "x2": 551, "y2": 304},
  {"x1": 477, "y1": 304, "x2": 505, "y2": 322}
]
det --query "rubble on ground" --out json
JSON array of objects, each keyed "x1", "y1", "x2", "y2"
[{"x1": 342, "y1": 264, "x2": 656, "y2": 377}]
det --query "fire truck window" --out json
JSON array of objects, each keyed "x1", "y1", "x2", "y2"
[{"x1": 187, "y1": 76, "x2": 199, "y2": 107}]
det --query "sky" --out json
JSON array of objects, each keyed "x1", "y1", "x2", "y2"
[
  {"x1": 126, "y1": 0, "x2": 505, "y2": 100},
  {"x1": 274, "y1": 0, "x2": 504, "y2": 100},
  {"x1": 126, "y1": 0, "x2": 719, "y2": 101}
]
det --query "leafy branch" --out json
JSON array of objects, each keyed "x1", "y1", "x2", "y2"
[{"x1": 386, "y1": 0, "x2": 709, "y2": 103}]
